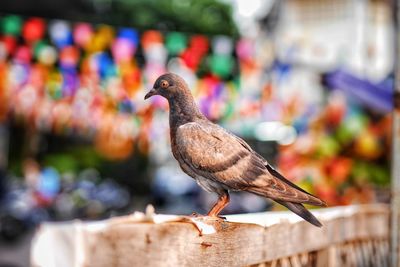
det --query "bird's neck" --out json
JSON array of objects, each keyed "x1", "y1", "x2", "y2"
[{"x1": 168, "y1": 92, "x2": 205, "y2": 131}]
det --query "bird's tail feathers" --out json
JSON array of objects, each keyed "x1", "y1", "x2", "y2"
[
  {"x1": 266, "y1": 164, "x2": 327, "y2": 207},
  {"x1": 276, "y1": 200, "x2": 323, "y2": 227}
]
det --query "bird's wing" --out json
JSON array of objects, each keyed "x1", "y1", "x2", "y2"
[{"x1": 175, "y1": 122, "x2": 325, "y2": 206}]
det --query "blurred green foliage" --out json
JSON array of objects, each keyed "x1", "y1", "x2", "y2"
[
  {"x1": 1, "y1": 0, "x2": 238, "y2": 36},
  {"x1": 107, "y1": 0, "x2": 238, "y2": 36}
]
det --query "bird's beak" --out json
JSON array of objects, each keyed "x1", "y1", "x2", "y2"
[{"x1": 144, "y1": 88, "x2": 157, "y2": 100}]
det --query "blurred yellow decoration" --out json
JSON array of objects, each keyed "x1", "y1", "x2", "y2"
[
  {"x1": 120, "y1": 61, "x2": 141, "y2": 97},
  {"x1": 354, "y1": 130, "x2": 382, "y2": 159},
  {"x1": 0, "y1": 63, "x2": 9, "y2": 121},
  {"x1": 46, "y1": 71, "x2": 63, "y2": 99},
  {"x1": 88, "y1": 25, "x2": 115, "y2": 53},
  {"x1": 297, "y1": 180, "x2": 314, "y2": 195}
]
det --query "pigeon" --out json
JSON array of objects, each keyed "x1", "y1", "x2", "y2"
[{"x1": 145, "y1": 73, "x2": 326, "y2": 227}]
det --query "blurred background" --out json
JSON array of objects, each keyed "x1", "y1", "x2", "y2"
[{"x1": 0, "y1": 0, "x2": 395, "y2": 265}]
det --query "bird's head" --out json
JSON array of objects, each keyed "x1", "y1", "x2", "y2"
[{"x1": 144, "y1": 73, "x2": 189, "y2": 100}]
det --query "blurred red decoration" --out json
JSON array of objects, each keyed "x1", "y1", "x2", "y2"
[
  {"x1": 141, "y1": 30, "x2": 163, "y2": 50},
  {"x1": 22, "y1": 18, "x2": 45, "y2": 43},
  {"x1": 14, "y1": 45, "x2": 31, "y2": 63},
  {"x1": 315, "y1": 183, "x2": 340, "y2": 206},
  {"x1": 180, "y1": 35, "x2": 210, "y2": 70},
  {"x1": 189, "y1": 35, "x2": 209, "y2": 56},
  {"x1": 180, "y1": 48, "x2": 202, "y2": 70},
  {"x1": 1, "y1": 35, "x2": 17, "y2": 56},
  {"x1": 121, "y1": 64, "x2": 141, "y2": 96},
  {"x1": 325, "y1": 92, "x2": 347, "y2": 127},
  {"x1": 324, "y1": 157, "x2": 352, "y2": 184},
  {"x1": 60, "y1": 46, "x2": 80, "y2": 67}
]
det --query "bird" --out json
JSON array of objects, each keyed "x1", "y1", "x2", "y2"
[{"x1": 144, "y1": 73, "x2": 326, "y2": 227}]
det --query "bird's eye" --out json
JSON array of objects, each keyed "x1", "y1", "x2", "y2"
[{"x1": 160, "y1": 80, "x2": 169, "y2": 88}]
